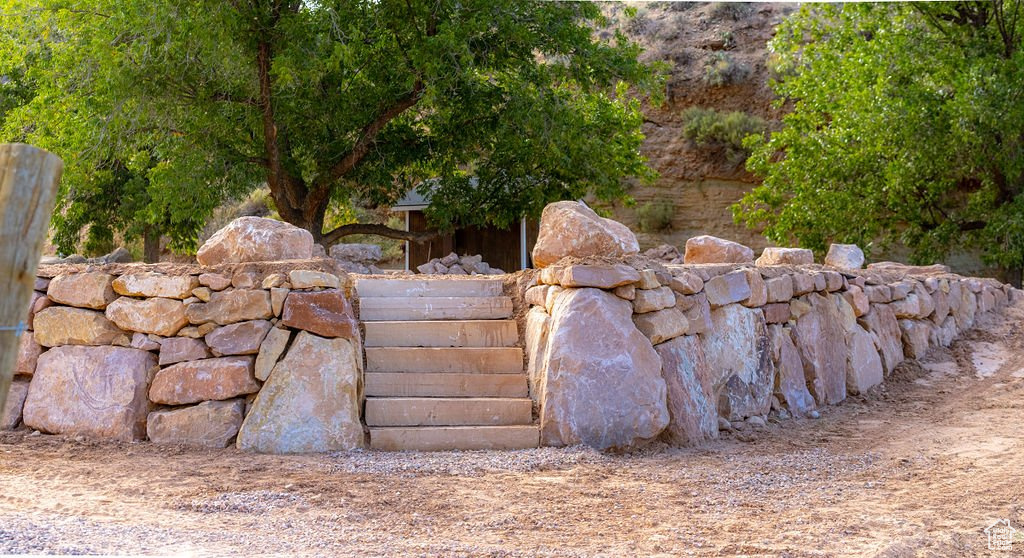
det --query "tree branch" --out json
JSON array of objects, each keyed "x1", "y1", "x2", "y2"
[{"x1": 320, "y1": 222, "x2": 440, "y2": 247}]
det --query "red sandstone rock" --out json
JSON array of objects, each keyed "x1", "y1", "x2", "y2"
[
  {"x1": 22, "y1": 346, "x2": 156, "y2": 440},
  {"x1": 196, "y1": 216, "x2": 314, "y2": 265},
  {"x1": 205, "y1": 320, "x2": 273, "y2": 356},
  {"x1": 149, "y1": 356, "x2": 260, "y2": 405},
  {"x1": 531, "y1": 201, "x2": 639, "y2": 268},
  {"x1": 281, "y1": 290, "x2": 359, "y2": 339}
]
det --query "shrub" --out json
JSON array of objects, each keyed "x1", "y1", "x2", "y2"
[
  {"x1": 703, "y1": 52, "x2": 749, "y2": 86},
  {"x1": 680, "y1": 107, "x2": 767, "y2": 160},
  {"x1": 709, "y1": 2, "x2": 753, "y2": 21},
  {"x1": 636, "y1": 199, "x2": 675, "y2": 232}
]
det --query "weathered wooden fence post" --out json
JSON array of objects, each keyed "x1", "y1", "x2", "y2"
[{"x1": 0, "y1": 144, "x2": 62, "y2": 417}]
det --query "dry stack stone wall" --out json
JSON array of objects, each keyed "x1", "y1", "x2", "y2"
[
  {"x1": 1, "y1": 260, "x2": 364, "y2": 453},
  {"x1": 523, "y1": 258, "x2": 1018, "y2": 451}
]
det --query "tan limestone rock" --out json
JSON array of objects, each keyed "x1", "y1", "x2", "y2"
[
  {"x1": 112, "y1": 273, "x2": 199, "y2": 299},
  {"x1": 186, "y1": 289, "x2": 273, "y2": 325},
  {"x1": 700, "y1": 304, "x2": 774, "y2": 421},
  {"x1": 288, "y1": 270, "x2": 341, "y2": 289},
  {"x1": 682, "y1": 293, "x2": 712, "y2": 334},
  {"x1": 191, "y1": 287, "x2": 212, "y2": 302},
  {"x1": 280, "y1": 289, "x2": 358, "y2": 339},
  {"x1": 205, "y1": 320, "x2": 272, "y2": 356},
  {"x1": 632, "y1": 286, "x2": 676, "y2": 314},
  {"x1": 899, "y1": 319, "x2": 930, "y2": 359},
  {"x1": 271, "y1": 287, "x2": 288, "y2": 317},
  {"x1": 741, "y1": 269, "x2": 767, "y2": 308},
  {"x1": 637, "y1": 270, "x2": 660, "y2": 290},
  {"x1": 846, "y1": 325, "x2": 884, "y2": 395},
  {"x1": 684, "y1": 235, "x2": 754, "y2": 264},
  {"x1": 1, "y1": 378, "x2": 30, "y2": 429},
  {"x1": 669, "y1": 272, "x2": 703, "y2": 295},
  {"x1": 791, "y1": 272, "x2": 815, "y2": 296},
  {"x1": 525, "y1": 307, "x2": 551, "y2": 402},
  {"x1": 858, "y1": 304, "x2": 905, "y2": 375},
  {"x1": 865, "y1": 285, "x2": 892, "y2": 303},
  {"x1": 755, "y1": 247, "x2": 814, "y2": 266},
  {"x1": 633, "y1": 307, "x2": 689, "y2": 345},
  {"x1": 612, "y1": 284, "x2": 636, "y2": 301},
  {"x1": 535, "y1": 288, "x2": 668, "y2": 449},
  {"x1": 198, "y1": 273, "x2": 232, "y2": 291},
  {"x1": 763, "y1": 303, "x2": 791, "y2": 324},
  {"x1": 531, "y1": 201, "x2": 640, "y2": 268},
  {"x1": 843, "y1": 286, "x2": 870, "y2": 317},
  {"x1": 149, "y1": 356, "x2": 260, "y2": 405},
  {"x1": 105, "y1": 297, "x2": 188, "y2": 336},
  {"x1": 46, "y1": 272, "x2": 117, "y2": 309},
  {"x1": 704, "y1": 271, "x2": 751, "y2": 308},
  {"x1": 158, "y1": 337, "x2": 212, "y2": 366},
  {"x1": 231, "y1": 271, "x2": 258, "y2": 289},
  {"x1": 255, "y1": 327, "x2": 292, "y2": 381},
  {"x1": 237, "y1": 331, "x2": 364, "y2": 453},
  {"x1": 656, "y1": 335, "x2": 718, "y2": 446},
  {"x1": 557, "y1": 264, "x2": 640, "y2": 289},
  {"x1": 525, "y1": 285, "x2": 551, "y2": 306},
  {"x1": 22, "y1": 346, "x2": 156, "y2": 440},
  {"x1": 14, "y1": 331, "x2": 42, "y2": 376},
  {"x1": 196, "y1": 216, "x2": 315, "y2": 265},
  {"x1": 33, "y1": 307, "x2": 126, "y2": 347},
  {"x1": 791, "y1": 293, "x2": 847, "y2": 406},
  {"x1": 766, "y1": 275, "x2": 794, "y2": 304},
  {"x1": 130, "y1": 332, "x2": 161, "y2": 351},
  {"x1": 824, "y1": 244, "x2": 865, "y2": 269},
  {"x1": 146, "y1": 399, "x2": 245, "y2": 448},
  {"x1": 27, "y1": 291, "x2": 51, "y2": 329},
  {"x1": 767, "y1": 325, "x2": 816, "y2": 417}
]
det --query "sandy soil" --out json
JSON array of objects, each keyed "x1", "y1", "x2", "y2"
[{"x1": 3, "y1": 304, "x2": 1024, "y2": 557}]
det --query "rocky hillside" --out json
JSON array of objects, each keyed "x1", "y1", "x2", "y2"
[{"x1": 597, "y1": 2, "x2": 797, "y2": 252}]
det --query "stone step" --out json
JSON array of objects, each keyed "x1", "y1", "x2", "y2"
[
  {"x1": 359, "y1": 296, "x2": 513, "y2": 321},
  {"x1": 369, "y1": 425, "x2": 540, "y2": 452},
  {"x1": 363, "y1": 320, "x2": 518, "y2": 347},
  {"x1": 365, "y1": 347, "x2": 524, "y2": 374},
  {"x1": 365, "y1": 373, "x2": 528, "y2": 398},
  {"x1": 364, "y1": 397, "x2": 534, "y2": 427},
  {"x1": 356, "y1": 278, "x2": 504, "y2": 298}
]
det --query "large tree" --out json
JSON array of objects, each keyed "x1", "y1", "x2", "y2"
[
  {"x1": 736, "y1": 1, "x2": 1024, "y2": 279},
  {"x1": 2, "y1": 0, "x2": 660, "y2": 251}
]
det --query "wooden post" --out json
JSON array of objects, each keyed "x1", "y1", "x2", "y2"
[{"x1": 0, "y1": 144, "x2": 62, "y2": 417}]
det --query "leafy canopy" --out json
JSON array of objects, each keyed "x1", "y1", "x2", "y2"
[
  {"x1": 736, "y1": 1, "x2": 1024, "y2": 272},
  {"x1": 1, "y1": 0, "x2": 663, "y2": 253}
]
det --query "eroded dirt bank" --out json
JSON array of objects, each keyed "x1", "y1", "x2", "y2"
[{"x1": 3, "y1": 303, "x2": 1024, "y2": 557}]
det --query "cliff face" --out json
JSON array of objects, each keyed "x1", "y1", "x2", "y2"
[{"x1": 597, "y1": 2, "x2": 796, "y2": 252}]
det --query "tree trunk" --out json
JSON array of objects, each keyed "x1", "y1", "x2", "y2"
[
  {"x1": 143, "y1": 226, "x2": 161, "y2": 263},
  {"x1": 0, "y1": 144, "x2": 62, "y2": 416}
]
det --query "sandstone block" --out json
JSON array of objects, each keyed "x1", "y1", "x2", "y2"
[
  {"x1": 281, "y1": 289, "x2": 358, "y2": 339},
  {"x1": 186, "y1": 289, "x2": 273, "y2": 325},
  {"x1": 846, "y1": 325, "x2": 884, "y2": 395},
  {"x1": 525, "y1": 307, "x2": 551, "y2": 400},
  {"x1": 766, "y1": 276, "x2": 794, "y2": 304},
  {"x1": 656, "y1": 336, "x2": 718, "y2": 446},
  {"x1": 196, "y1": 216, "x2": 314, "y2": 265},
  {"x1": 684, "y1": 235, "x2": 754, "y2": 264},
  {"x1": 700, "y1": 304, "x2": 774, "y2": 421},
  {"x1": 198, "y1": 273, "x2": 231, "y2": 291},
  {"x1": 843, "y1": 286, "x2": 870, "y2": 317},
  {"x1": 159, "y1": 337, "x2": 212, "y2": 366},
  {"x1": 261, "y1": 273, "x2": 286, "y2": 289},
  {"x1": 791, "y1": 293, "x2": 847, "y2": 406},
  {"x1": 1, "y1": 379, "x2": 30, "y2": 429},
  {"x1": 112, "y1": 273, "x2": 199, "y2": 299},
  {"x1": 130, "y1": 332, "x2": 161, "y2": 351},
  {"x1": 704, "y1": 271, "x2": 751, "y2": 308},
  {"x1": 525, "y1": 285, "x2": 550, "y2": 306},
  {"x1": 22, "y1": 346, "x2": 156, "y2": 440},
  {"x1": 632, "y1": 286, "x2": 676, "y2": 314},
  {"x1": 146, "y1": 399, "x2": 245, "y2": 448},
  {"x1": 791, "y1": 272, "x2": 815, "y2": 296},
  {"x1": 858, "y1": 304, "x2": 905, "y2": 375},
  {"x1": 33, "y1": 307, "x2": 126, "y2": 347},
  {"x1": 237, "y1": 331, "x2": 364, "y2": 453},
  {"x1": 763, "y1": 303, "x2": 791, "y2": 324},
  {"x1": 612, "y1": 284, "x2": 636, "y2": 301},
  {"x1": 46, "y1": 272, "x2": 117, "y2": 309},
  {"x1": 231, "y1": 271, "x2": 258, "y2": 289},
  {"x1": 531, "y1": 201, "x2": 640, "y2": 268},
  {"x1": 767, "y1": 325, "x2": 816, "y2": 417},
  {"x1": 557, "y1": 264, "x2": 640, "y2": 289},
  {"x1": 205, "y1": 320, "x2": 273, "y2": 356},
  {"x1": 288, "y1": 270, "x2": 341, "y2": 289},
  {"x1": 14, "y1": 331, "x2": 42, "y2": 376},
  {"x1": 637, "y1": 270, "x2": 660, "y2": 290},
  {"x1": 865, "y1": 285, "x2": 892, "y2": 303},
  {"x1": 271, "y1": 287, "x2": 288, "y2": 317},
  {"x1": 756, "y1": 247, "x2": 813, "y2": 266},
  {"x1": 149, "y1": 356, "x2": 260, "y2": 405},
  {"x1": 741, "y1": 269, "x2": 767, "y2": 307},
  {"x1": 255, "y1": 327, "x2": 292, "y2": 381},
  {"x1": 899, "y1": 320, "x2": 930, "y2": 359},
  {"x1": 823, "y1": 271, "x2": 844, "y2": 292},
  {"x1": 669, "y1": 272, "x2": 703, "y2": 295},
  {"x1": 27, "y1": 291, "x2": 50, "y2": 329},
  {"x1": 105, "y1": 297, "x2": 189, "y2": 336},
  {"x1": 682, "y1": 293, "x2": 712, "y2": 334},
  {"x1": 824, "y1": 244, "x2": 865, "y2": 269},
  {"x1": 633, "y1": 307, "x2": 689, "y2": 345},
  {"x1": 534, "y1": 288, "x2": 668, "y2": 449}
]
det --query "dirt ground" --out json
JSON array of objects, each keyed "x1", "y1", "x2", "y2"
[{"x1": 3, "y1": 303, "x2": 1024, "y2": 557}]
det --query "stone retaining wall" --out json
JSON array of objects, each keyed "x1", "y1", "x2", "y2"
[
  {"x1": 523, "y1": 258, "x2": 1018, "y2": 450},
  {"x1": 1, "y1": 259, "x2": 364, "y2": 453}
]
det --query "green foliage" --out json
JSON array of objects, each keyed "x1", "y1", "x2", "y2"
[
  {"x1": 709, "y1": 2, "x2": 753, "y2": 22},
  {"x1": 703, "y1": 52, "x2": 748, "y2": 86},
  {"x1": 1, "y1": 0, "x2": 664, "y2": 251},
  {"x1": 680, "y1": 107, "x2": 766, "y2": 156},
  {"x1": 636, "y1": 199, "x2": 674, "y2": 232},
  {"x1": 737, "y1": 1, "x2": 1024, "y2": 273}
]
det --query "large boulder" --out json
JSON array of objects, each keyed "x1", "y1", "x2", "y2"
[
  {"x1": 146, "y1": 399, "x2": 245, "y2": 448},
  {"x1": 112, "y1": 273, "x2": 199, "y2": 299},
  {"x1": 824, "y1": 244, "x2": 865, "y2": 269},
  {"x1": 755, "y1": 247, "x2": 814, "y2": 266},
  {"x1": 46, "y1": 272, "x2": 117, "y2": 309},
  {"x1": 791, "y1": 293, "x2": 847, "y2": 406},
  {"x1": 330, "y1": 243, "x2": 382, "y2": 264},
  {"x1": 237, "y1": 331, "x2": 364, "y2": 453},
  {"x1": 196, "y1": 216, "x2": 314, "y2": 265},
  {"x1": 534, "y1": 288, "x2": 668, "y2": 449},
  {"x1": 655, "y1": 336, "x2": 718, "y2": 446},
  {"x1": 149, "y1": 356, "x2": 260, "y2": 405},
  {"x1": 33, "y1": 307, "x2": 127, "y2": 347},
  {"x1": 531, "y1": 201, "x2": 639, "y2": 268},
  {"x1": 858, "y1": 304, "x2": 905, "y2": 375},
  {"x1": 22, "y1": 346, "x2": 157, "y2": 440},
  {"x1": 699, "y1": 304, "x2": 774, "y2": 421},
  {"x1": 280, "y1": 289, "x2": 359, "y2": 339},
  {"x1": 684, "y1": 235, "x2": 754, "y2": 264},
  {"x1": 767, "y1": 325, "x2": 816, "y2": 417},
  {"x1": 846, "y1": 325, "x2": 884, "y2": 395},
  {"x1": 1, "y1": 378, "x2": 30, "y2": 429},
  {"x1": 105, "y1": 297, "x2": 189, "y2": 336}
]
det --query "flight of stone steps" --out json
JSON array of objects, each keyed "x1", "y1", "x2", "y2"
[{"x1": 356, "y1": 278, "x2": 540, "y2": 451}]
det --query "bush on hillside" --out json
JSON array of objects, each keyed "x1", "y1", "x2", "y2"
[{"x1": 636, "y1": 199, "x2": 675, "y2": 232}]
